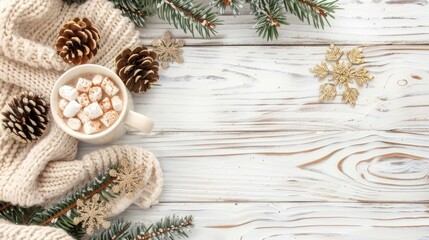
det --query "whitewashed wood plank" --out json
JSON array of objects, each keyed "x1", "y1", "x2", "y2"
[
  {"x1": 78, "y1": 130, "x2": 429, "y2": 202},
  {"x1": 131, "y1": 45, "x2": 429, "y2": 132},
  {"x1": 139, "y1": 1, "x2": 429, "y2": 45},
  {"x1": 120, "y1": 203, "x2": 429, "y2": 240}
]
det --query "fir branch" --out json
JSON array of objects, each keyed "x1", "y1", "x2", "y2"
[
  {"x1": 38, "y1": 175, "x2": 116, "y2": 226},
  {"x1": 156, "y1": 0, "x2": 221, "y2": 38},
  {"x1": 0, "y1": 165, "x2": 196, "y2": 240},
  {"x1": 211, "y1": 0, "x2": 243, "y2": 15},
  {"x1": 250, "y1": 0, "x2": 288, "y2": 41},
  {"x1": 89, "y1": 219, "x2": 133, "y2": 240},
  {"x1": 118, "y1": 5, "x2": 147, "y2": 18},
  {"x1": 111, "y1": 0, "x2": 156, "y2": 27},
  {"x1": 132, "y1": 215, "x2": 194, "y2": 240},
  {"x1": 0, "y1": 202, "x2": 11, "y2": 212},
  {"x1": 283, "y1": 0, "x2": 338, "y2": 29},
  {"x1": 90, "y1": 216, "x2": 194, "y2": 240},
  {"x1": 298, "y1": 0, "x2": 328, "y2": 17},
  {"x1": 68, "y1": 223, "x2": 87, "y2": 239},
  {"x1": 0, "y1": 201, "x2": 40, "y2": 225},
  {"x1": 63, "y1": 0, "x2": 87, "y2": 4},
  {"x1": 29, "y1": 166, "x2": 119, "y2": 238},
  {"x1": 61, "y1": 0, "x2": 338, "y2": 41}
]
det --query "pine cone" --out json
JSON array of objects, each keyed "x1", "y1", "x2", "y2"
[
  {"x1": 115, "y1": 47, "x2": 159, "y2": 94},
  {"x1": 1, "y1": 92, "x2": 50, "y2": 143},
  {"x1": 56, "y1": 17, "x2": 100, "y2": 65}
]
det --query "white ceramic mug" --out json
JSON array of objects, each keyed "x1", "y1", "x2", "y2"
[{"x1": 51, "y1": 64, "x2": 154, "y2": 144}]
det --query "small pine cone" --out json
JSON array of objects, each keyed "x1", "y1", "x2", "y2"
[
  {"x1": 115, "y1": 47, "x2": 159, "y2": 94},
  {"x1": 1, "y1": 92, "x2": 50, "y2": 143},
  {"x1": 56, "y1": 17, "x2": 100, "y2": 65}
]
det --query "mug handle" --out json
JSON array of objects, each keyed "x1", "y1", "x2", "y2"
[{"x1": 125, "y1": 110, "x2": 154, "y2": 134}]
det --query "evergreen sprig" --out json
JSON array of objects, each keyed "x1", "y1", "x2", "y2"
[
  {"x1": 156, "y1": 0, "x2": 221, "y2": 38},
  {"x1": 29, "y1": 165, "x2": 119, "y2": 238},
  {"x1": 90, "y1": 218, "x2": 133, "y2": 240},
  {"x1": 250, "y1": 0, "x2": 288, "y2": 41},
  {"x1": 283, "y1": 0, "x2": 338, "y2": 29},
  {"x1": 90, "y1": 215, "x2": 194, "y2": 240},
  {"x1": 112, "y1": 0, "x2": 156, "y2": 27},
  {"x1": 0, "y1": 166, "x2": 194, "y2": 240},
  {"x1": 63, "y1": 0, "x2": 86, "y2": 4},
  {"x1": 211, "y1": 0, "x2": 243, "y2": 15},
  {"x1": 62, "y1": 0, "x2": 338, "y2": 41},
  {"x1": 0, "y1": 201, "x2": 40, "y2": 225}
]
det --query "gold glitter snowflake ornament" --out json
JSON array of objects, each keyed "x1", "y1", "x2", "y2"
[
  {"x1": 310, "y1": 44, "x2": 374, "y2": 106},
  {"x1": 109, "y1": 159, "x2": 145, "y2": 199},
  {"x1": 152, "y1": 31, "x2": 184, "y2": 69},
  {"x1": 73, "y1": 194, "x2": 112, "y2": 235}
]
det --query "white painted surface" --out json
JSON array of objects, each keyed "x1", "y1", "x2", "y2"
[
  {"x1": 79, "y1": 1, "x2": 429, "y2": 239},
  {"x1": 122, "y1": 203, "x2": 429, "y2": 240}
]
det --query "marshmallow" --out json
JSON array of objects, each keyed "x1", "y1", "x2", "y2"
[
  {"x1": 63, "y1": 100, "x2": 82, "y2": 118},
  {"x1": 59, "y1": 85, "x2": 78, "y2": 101},
  {"x1": 100, "y1": 110, "x2": 119, "y2": 127},
  {"x1": 92, "y1": 74, "x2": 104, "y2": 86},
  {"x1": 59, "y1": 99, "x2": 69, "y2": 111},
  {"x1": 84, "y1": 102, "x2": 103, "y2": 120},
  {"x1": 99, "y1": 97, "x2": 112, "y2": 112},
  {"x1": 76, "y1": 77, "x2": 92, "y2": 92},
  {"x1": 67, "y1": 118, "x2": 82, "y2": 131},
  {"x1": 77, "y1": 110, "x2": 91, "y2": 124},
  {"x1": 83, "y1": 121, "x2": 102, "y2": 134},
  {"x1": 88, "y1": 87, "x2": 103, "y2": 102},
  {"x1": 77, "y1": 93, "x2": 91, "y2": 107},
  {"x1": 101, "y1": 78, "x2": 119, "y2": 97},
  {"x1": 111, "y1": 95, "x2": 123, "y2": 112}
]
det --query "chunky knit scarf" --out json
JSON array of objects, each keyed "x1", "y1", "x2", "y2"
[{"x1": 0, "y1": 0, "x2": 163, "y2": 238}]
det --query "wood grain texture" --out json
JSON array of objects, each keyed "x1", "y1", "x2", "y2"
[
  {"x1": 128, "y1": 45, "x2": 429, "y2": 132},
  {"x1": 139, "y1": 0, "x2": 429, "y2": 45},
  {"x1": 120, "y1": 203, "x2": 429, "y2": 240},
  {"x1": 79, "y1": 130, "x2": 429, "y2": 202},
  {"x1": 79, "y1": 1, "x2": 429, "y2": 238}
]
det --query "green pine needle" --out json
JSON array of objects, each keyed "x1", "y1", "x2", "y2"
[
  {"x1": 156, "y1": 0, "x2": 222, "y2": 38},
  {"x1": 0, "y1": 167, "x2": 195, "y2": 240},
  {"x1": 63, "y1": 0, "x2": 87, "y2": 4},
  {"x1": 29, "y1": 165, "x2": 119, "y2": 238},
  {"x1": 211, "y1": 0, "x2": 243, "y2": 15},
  {"x1": 133, "y1": 215, "x2": 194, "y2": 240},
  {"x1": 61, "y1": 0, "x2": 338, "y2": 41},
  {"x1": 0, "y1": 201, "x2": 40, "y2": 225},
  {"x1": 251, "y1": 0, "x2": 288, "y2": 41},
  {"x1": 283, "y1": 0, "x2": 339, "y2": 29},
  {"x1": 111, "y1": 0, "x2": 156, "y2": 27},
  {"x1": 90, "y1": 215, "x2": 194, "y2": 240},
  {"x1": 90, "y1": 218, "x2": 133, "y2": 240}
]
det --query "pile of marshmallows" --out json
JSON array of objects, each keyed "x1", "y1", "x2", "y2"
[{"x1": 59, "y1": 75, "x2": 123, "y2": 134}]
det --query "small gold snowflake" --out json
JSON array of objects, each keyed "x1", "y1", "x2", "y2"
[
  {"x1": 73, "y1": 194, "x2": 111, "y2": 235},
  {"x1": 310, "y1": 44, "x2": 374, "y2": 106},
  {"x1": 152, "y1": 31, "x2": 184, "y2": 69},
  {"x1": 109, "y1": 159, "x2": 145, "y2": 199}
]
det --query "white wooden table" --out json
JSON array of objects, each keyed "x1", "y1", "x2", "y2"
[{"x1": 79, "y1": 1, "x2": 429, "y2": 239}]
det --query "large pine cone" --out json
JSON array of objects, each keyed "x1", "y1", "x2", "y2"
[
  {"x1": 115, "y1": 47, "x2": 160, "y2": 94},
  {"x1": 56, "y1": 17, "x2": 100, "y2": 65},
  {"x1": 1, "y1": 92, "x2": 50, "y2": 143}
]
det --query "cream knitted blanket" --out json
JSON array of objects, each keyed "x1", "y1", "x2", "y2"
[{"x1": 0, "y1": 0, "x2": 163, "y2": 238}]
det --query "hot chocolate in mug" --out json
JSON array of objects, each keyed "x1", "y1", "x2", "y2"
[{"x1": 51, "y1": 64, "x2": 154, "y2": 144}]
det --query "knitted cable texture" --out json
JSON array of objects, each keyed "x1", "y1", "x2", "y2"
[
  {"x1": 0, "y1": 219, "x2": 74, "y2": 240},
  {"x1": 0, "y1": 0, "x2": 163, "y2": 238}
]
